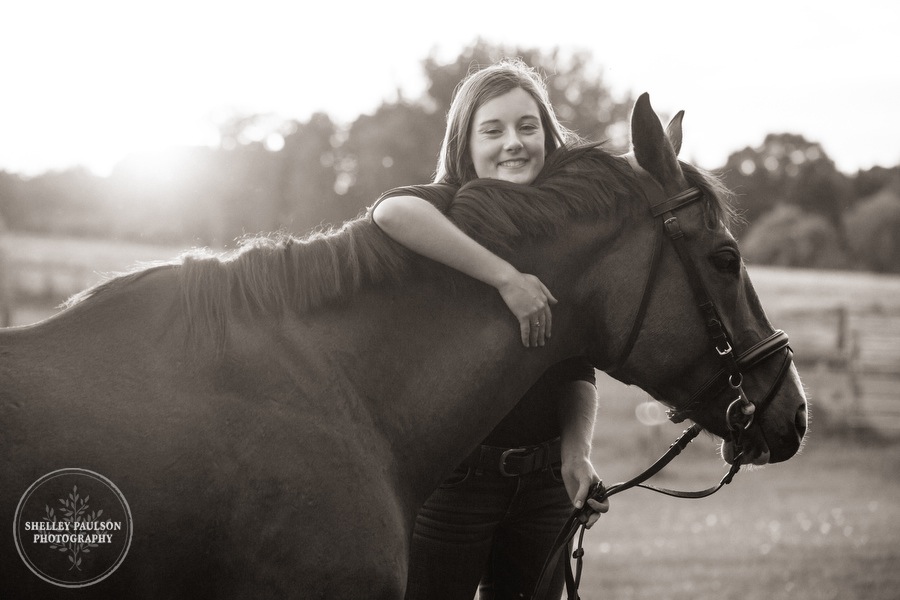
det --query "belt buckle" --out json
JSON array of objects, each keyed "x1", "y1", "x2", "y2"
[{"x1": 499, "y1": 447, "x2": 527, "y2": 477}]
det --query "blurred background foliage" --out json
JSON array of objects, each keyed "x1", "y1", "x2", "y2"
[{"x1": 1, "y1": 39, "x2": 899, "y2": 273}]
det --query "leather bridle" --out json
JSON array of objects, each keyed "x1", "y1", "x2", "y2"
[
  {"x1": 608, "y1": 154, "x2": 794, "y2": 437},
  {"x1": 532, "y1": 156, "x2": 796, "y2": 600}
]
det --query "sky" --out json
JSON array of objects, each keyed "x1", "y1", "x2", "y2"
[{"x1": 2, "y1": 0, "x2": 898, "y2": 177}]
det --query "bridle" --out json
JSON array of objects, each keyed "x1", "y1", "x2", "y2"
[
  {"x1": 532, "y1": 155, "x2": 795, "y2": 600},
  {"x1": 606, "y1": 155, "x2": 794, "y2": 433}
]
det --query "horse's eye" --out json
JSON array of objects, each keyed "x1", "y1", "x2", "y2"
[{"x1": 711, "y1": 248, "x2": 741, "y2": 274}]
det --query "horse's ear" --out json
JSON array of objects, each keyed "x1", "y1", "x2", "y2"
[
  {"x1": 666, "y1": 110, "x2": 684, "y2": 156},
  {"x1": 630, "y1": 93, "x2": 683, "y2": 187}
]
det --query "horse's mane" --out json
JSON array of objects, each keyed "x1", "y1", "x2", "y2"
[
  {"x1": 67, "y1": 144, "x2": 735, "y2": 342},
  {"x1": 448, "y1": 144, "x2": 640, "y2": 253}
]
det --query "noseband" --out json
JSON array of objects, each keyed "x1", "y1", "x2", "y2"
[{"x1": 609, "y1": 155, "x2": 794, "y2": 439}]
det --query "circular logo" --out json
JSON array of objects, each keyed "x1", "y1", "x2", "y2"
[{"x1": 13, "y1": 468, "x2": 133, "y2": 588}]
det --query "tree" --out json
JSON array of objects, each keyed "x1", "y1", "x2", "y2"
[
  {"x1": 194, "y1": 112, "x2": 342, "y2": 242},
  {"x1": 787, "y1": 154, "x2": 853, "y2": 238},
  {"x1": 339, "y1": 101, "x2": 442, "y2": 218},
  {"x1": 211, "y1": 114, "x2": 294, "y2": 242},
  {"x1": 741, "y1": 204, "x2": 849, "y2": 269},
  {"x1": 423, "y1": 39, "x2": 634, "y2": 148},
  {"x1": 276, "y1": 113, "x2": 341, "y2": 232},
  {"x1": 106, "y1": 147, "x2": 224, "y2": 244},
  {"x1": 853, "y1": 165, "x2": 900, "y2": 203},
  {"x1": 2, "y1": 168, "x2": 109, "y2": 236},
  {"x1": 721, "y1": 133, "x2": 851, "y2": 237},
  {"x1": 0, "y1": 209, "x2": 10, "y2": 326},
  {"x1": 844, "y1": 182, "x2": 900, "y2": 273}
]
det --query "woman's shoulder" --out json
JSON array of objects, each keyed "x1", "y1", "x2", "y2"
[
  {"x1": 379, "y1": 182, "x2": 457, "y2": 201},
  {"x1": 371, "y1": 182, "x2": 459, "y2": 214}
]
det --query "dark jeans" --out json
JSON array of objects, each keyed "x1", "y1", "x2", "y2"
[{"x1": 405, "y1": 463, "x2": 572, "y2": 600}]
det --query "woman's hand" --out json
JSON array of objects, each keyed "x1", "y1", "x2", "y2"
[
  {"x1": 496, "y1": 272, "x2": 557, "y2": 347},
  {"x1": 561, "y1": 456, "x2": 608, "y2": 528}
]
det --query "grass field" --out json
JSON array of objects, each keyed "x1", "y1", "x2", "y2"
[{"x1": 583, "y1": 372, "x2": 900, "y2": 600}]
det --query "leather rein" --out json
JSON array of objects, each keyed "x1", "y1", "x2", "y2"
[{"x1": 532, "y1": 157, "x2": 795, "y2": 599}]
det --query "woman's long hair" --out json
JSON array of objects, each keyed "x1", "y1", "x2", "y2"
[{"x1": 434, "y1": 58, "x2": 581, "y2": 186}]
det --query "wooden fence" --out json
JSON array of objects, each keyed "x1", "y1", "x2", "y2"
[{"x1": 780, "y1": 306, "x2": 900, "y2": 433}]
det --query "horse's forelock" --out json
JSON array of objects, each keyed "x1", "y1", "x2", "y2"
[{"x1": 680, "y1": 161, "x2": 741, "y2": 230}]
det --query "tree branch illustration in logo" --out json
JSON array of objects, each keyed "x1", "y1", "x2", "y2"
[{"x1": 42, "y1": 485, "x2": 102, "y2": 571}]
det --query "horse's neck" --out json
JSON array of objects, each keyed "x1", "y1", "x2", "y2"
[
  {"x1": 3, "y1": 236, "x2": 609, "y2": 510},
  {"x1": 297, "y1": 277, "x2": 572, "y2": 404}
]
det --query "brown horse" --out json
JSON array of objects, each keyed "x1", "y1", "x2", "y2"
[{"x1": 0, "y1": 94, "x2": 807, "y2": 599}]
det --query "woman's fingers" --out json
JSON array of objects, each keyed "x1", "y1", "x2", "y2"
[
  {"x1": 541, "y1": 304, "x2": 552, "y2": 341},
  {"x1": 524, "y1": 311, "x2": 551, "y2": 347},
  {"x1": 499, "y1": 273, "x2": 556, "y2": 347},
  {"x1": 523, "y1": 277, "x2": 554, "y2": 348},
  {"x1": 529, "y1": 318, "x2": 543, "y2": 348},
  {"x1": 541, "y1": 282, "x2": 556, "y2": 341},
  {"x1": 519, "y1": 320, "x2": 531, "y2": 347},
  {"x1": 584, "y1": 497, "x2": 609, "y2": 529},
  {"x1": 541, "y1": 281, "x2": 558, "y2": 306}
]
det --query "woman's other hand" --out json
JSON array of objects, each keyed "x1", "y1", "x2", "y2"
[{"x1": 561, "y1": 456, "x2": 608, "y2": 528}]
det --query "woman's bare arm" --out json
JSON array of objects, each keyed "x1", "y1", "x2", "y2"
[{"x1": 373, "y1": 194, "x2": 555, "y2": 347}]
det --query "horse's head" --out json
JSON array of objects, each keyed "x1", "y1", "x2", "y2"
[{"x1": 594, "y1": 93, "x2": 807, "y2": 466}]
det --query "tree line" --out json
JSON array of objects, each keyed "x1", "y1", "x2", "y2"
[{"x1": 1, "y1": 40, "x2": 898, "y2": 273}]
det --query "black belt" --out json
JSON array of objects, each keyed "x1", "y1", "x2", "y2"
[{"x1": 459, "y1": 438, "x2": 562, "y2": 477}]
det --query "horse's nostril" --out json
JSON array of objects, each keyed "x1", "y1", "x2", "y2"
[{"x1": 795, "y1": 403, "x2": 808, "y2": 438}]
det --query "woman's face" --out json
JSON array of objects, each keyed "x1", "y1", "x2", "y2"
[{"x1": 469, "y1": 87, "x2": 546, "y2": 185}]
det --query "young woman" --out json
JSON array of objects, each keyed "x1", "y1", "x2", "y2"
[{"x1": 371, "y1": 58, "x2": 608, "y2": 599}]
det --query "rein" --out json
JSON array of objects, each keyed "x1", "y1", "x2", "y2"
[
  {"x1": 532, "y1": 424, "x2": 742, "y2": 600},
  {"x1": 532, "y1": 156, "x2": 795, "y2": 599}
]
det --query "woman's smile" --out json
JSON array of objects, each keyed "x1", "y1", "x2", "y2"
[{"x1": 499, "y1": 158, "x2": 527, "y2": 168}]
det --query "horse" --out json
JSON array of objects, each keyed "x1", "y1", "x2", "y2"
[{"x1": 0, "y1": 94, "x2": 807, "y2": 599}]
